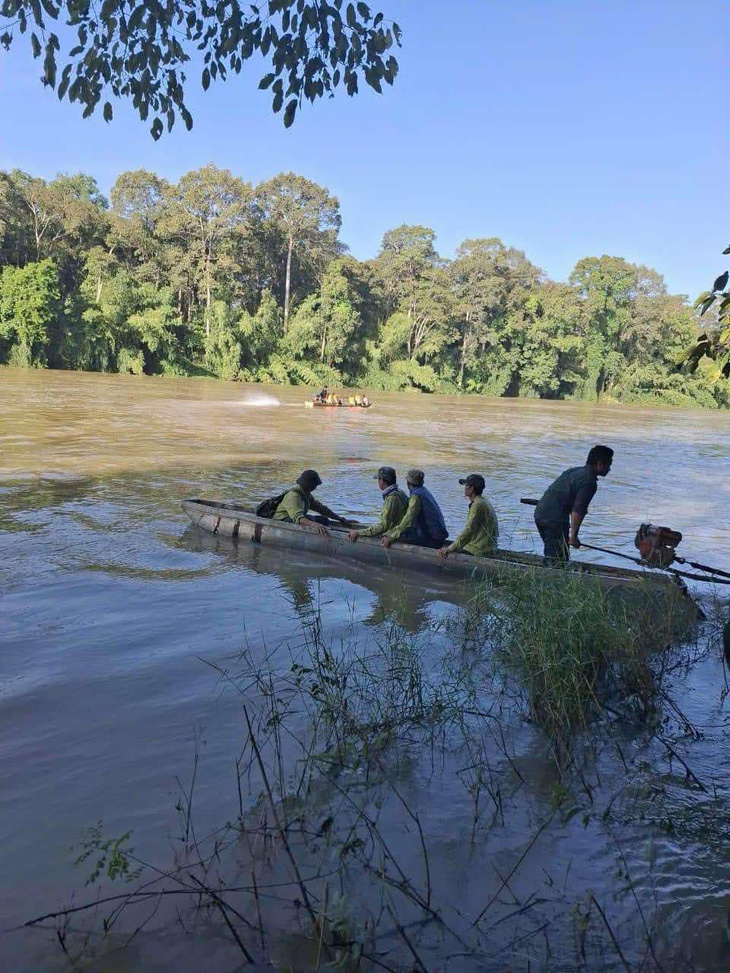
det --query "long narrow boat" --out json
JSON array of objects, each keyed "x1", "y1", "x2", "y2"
[
  {"x1": 305, "y1": 400, "x2": 372, "y2": 409},
  {"x1": 181, "y1": 498, "x2": 692, "y2": 603}
]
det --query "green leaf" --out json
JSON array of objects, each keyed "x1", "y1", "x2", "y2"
[
  {"x1": 150, "y1": 117, "x2": 163, "y2": 140},
  {"x1": 202, "y1": 67, "x2": 210, "y2": 90},
  {"x1": 723, "y1": 245, "x2": 730, "y2": 255},
  {"x1": 31, "y1": 32, "x2": 41, "y2": 58},
  {"x1": 128, "y1": 5, "x2": 146, "y2": 32},
  {"x1": 101, "y1": 0, "x2": 117, "y2": 22},
  {"x1": 712, "y1": 270, "x2": 728, "y2": 293},
  {"x1": 258, "y1": 72, "x2": 275, "y2": 89},
  {"x1": 356, "y1": 2, "x2": 370, "y2": 19},
  {"x1": 43, "y1": 45, "x2": 57, "y2": 87},
  {"x1": 103, "y1": 100, "x2": 113, "y2": 122},
  {"x1": 283, "y1": 98, "x2": 297, "y2": 127}
]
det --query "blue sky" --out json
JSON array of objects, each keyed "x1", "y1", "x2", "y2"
[{"x1": 0, "y1": 0, "x2": 725, "y2": 298}]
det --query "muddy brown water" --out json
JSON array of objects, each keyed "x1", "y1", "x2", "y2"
[{"x1": 1, "y1": 367, "x2": 729, "y2": 971}]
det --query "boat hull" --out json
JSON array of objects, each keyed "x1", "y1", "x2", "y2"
[
  {"x1": 305, "y1": 401, "x2": 371, "y2": 408},
  {"x1": 181, "y1": 499, "x2": 690, "y2": 601}
]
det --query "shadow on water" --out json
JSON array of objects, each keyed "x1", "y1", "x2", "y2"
[{"x1": 177, "y1": 524, "x2": 470, "y2": 632}]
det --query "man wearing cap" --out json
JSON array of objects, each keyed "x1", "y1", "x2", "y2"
[
  {"x1": 533, "y1": 445, "x2": 614, "y2": 561},
  {"x1": 273, "y1": 470, "x2": 351, "y2": 536},
  {"x1": 347, "y1": 467, "x2": 408, "y2": 543},
  {"x1": 381, "y1": 469, "x2": 449, "y2": 550},
  {"x1": 438, "y1": 474, "x2": 499, "y2": 559}
]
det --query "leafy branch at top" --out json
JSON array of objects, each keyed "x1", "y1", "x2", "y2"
[
  {"x1": 687, "y1": 246, "x2": 730, "y2": 381},
  {"x1": 0, "y1": 1, "x2": 401, "y2": 138}
]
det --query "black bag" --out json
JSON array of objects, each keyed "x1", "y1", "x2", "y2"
[{"x1": 256, "y1": 492, "x2": 287, "y2": 519}]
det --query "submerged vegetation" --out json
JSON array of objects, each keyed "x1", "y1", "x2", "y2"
[
  {"x1": 2, "y1": 166, "x2": 729, "y2": 408},
  {"x1": 24, "y1": 572, "x2": 728, "y2": 972}
]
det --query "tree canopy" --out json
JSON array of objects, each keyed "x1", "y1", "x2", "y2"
[
  {"x1": 0, "y1": 164, "x2": 727, "y2": 410},
  {"x1": 0, "y1": 0, "x2": 401, "y2": 137}
]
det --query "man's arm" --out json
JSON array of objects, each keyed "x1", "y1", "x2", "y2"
[
  {"x1": 356, "y1": 494, "x2": 399, "y2": 538},
  {"x1": 276, "y1": 489, "x2": 306, "y2": 523},
  {"x1": 384, "y1": 495, "x2": 420, "y2": 544},
  {"x1": 442, "y1": 504, "x2": 477, "y2": 555},
  {"x1": 310, "y1": 496, "x2": 347, "y2": 523},
  {"x1": 569, "y1": 482, "x2": 596, "y2": 547},
  {"x1": 569, "y1": 510, "x2": 586, "y2": 547}
]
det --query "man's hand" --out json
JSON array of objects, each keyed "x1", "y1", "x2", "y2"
[
  {"x1": 438, "y1": 546, "x2": 452, "y2": 558},
  {"x1": 569, "y1": 534, "x2": 581, "y2": 549},
  {"x1": 347, "y1": 530, "x2": 359, "y2": 543},
  {"x1": 317, "y1": 524, "x2": 330, "y2": 538},
  {"x1": 381, "y1": 536, "x2": 393, "y2": 548}
]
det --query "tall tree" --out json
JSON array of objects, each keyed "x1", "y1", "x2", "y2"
[
  {"x1": 159, "y1": 165, "x2": 253, "y2": 340},
  {"x1": 0, "y1": 258, "x2": 60, "y2": 367},
  {"x1": 569, "y1": 255, "x2": 667, "y2": 399},
  {"x1": 450, "y1": 238, "x2": 541, "y2": 388},
  {"x1": 256, "y1": 173, "x2": 341, "y2": 332},
  {"x1": 11, "y1": 171, "x2": 106, "y2": 264}
]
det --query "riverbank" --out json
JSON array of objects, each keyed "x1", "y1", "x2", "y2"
[{"x1": 3, "y1": 361, "x2": 729, "y2": 410}]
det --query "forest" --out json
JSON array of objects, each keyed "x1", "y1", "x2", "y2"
[{"x1": 1, "y1": 164, "x2": 727, "y2": 408}]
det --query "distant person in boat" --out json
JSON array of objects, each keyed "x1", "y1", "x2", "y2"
[
  {"x1": 381, "y1": 469, "x2": 448, "y2": 550},
  {"x1": 273, "y1": 470, "x2": 352, "y2": 537},
  {"x1": 314, "y1": 386, "x2": 328, "y2": 403},
  {"x1": 533, "y1": 445, "x2": 614, "y2": 561},
  {"x1": 438, "y1": 474, "x2": 499, "y2": 558},
  {"x1": 362, "y1": 395, "x2": 370, "y2": 407},
  {"x1": 347, "y1": 467, "x2": 408, "y2": 543}
]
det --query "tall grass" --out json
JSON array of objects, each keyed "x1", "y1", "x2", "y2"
[{"x1": 466, "y1": 570, "x2": 696, "y2": 745}]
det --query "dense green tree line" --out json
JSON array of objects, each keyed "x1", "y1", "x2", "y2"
[{"x1": 1, "y1": 165, "x2": 727, "y2": 408}]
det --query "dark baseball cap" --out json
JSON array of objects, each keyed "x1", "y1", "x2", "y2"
[
  {"x1": 374, "y1": 466, "x2": 396, "y2": 485},
  {"x1": 459, "y1": 474, "x2": 485, "y2": 492}
]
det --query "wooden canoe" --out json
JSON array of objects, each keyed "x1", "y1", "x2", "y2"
[
  {"x1": 181, "y1": 498, "x2": 693, "y2": 603},
  {"x1": 305, "y1": 400, "x2": 372, "y2": 409}
]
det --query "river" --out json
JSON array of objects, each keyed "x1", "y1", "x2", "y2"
[{"x1": 1, "y1": 367, "x2": 729, "y2": 971}]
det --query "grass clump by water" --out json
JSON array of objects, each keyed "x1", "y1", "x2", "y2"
[{"x1": 468, "y1": 569, "x2": 696, "y2": 746}]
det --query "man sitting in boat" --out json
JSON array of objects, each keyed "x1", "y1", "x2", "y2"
[
  {"x1": 347, "y1": 466, "x2": 408, "y2": 543},
  {"x1": 438, "y1": 474, "x2": 499, "y2": 559},
  {"x1": 533, "y1": 444, "x2": 614, "y2": 561},
  {"x1": 381, "y1": 469, "x2": 448, "y2": 550},
  {"x1": 273, "y1": 470, "x2": 351, "y2": 537},
  {"x1": 314, "y1": 386, "x2": 328, "y2": 403}
]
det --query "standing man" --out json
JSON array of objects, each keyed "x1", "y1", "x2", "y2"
[
  {"x1": 347, "y1": 467, "x2": 408, "y2": 542},
  {"x1": 533, "y1": 445, "x2": 614, "y2": 561},
  {"x1": 438, "y1": 474, "x2": 499, "y2": 558},
  {"x1": 381, "y1": 469, "x2": 449, "y2": 550}
]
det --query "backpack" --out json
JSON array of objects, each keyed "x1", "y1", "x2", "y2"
[{"x1": 256, "y1": 491, "x2": 287, "y2": 519}]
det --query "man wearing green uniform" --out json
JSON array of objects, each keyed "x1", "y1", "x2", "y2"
[
  {"x1": 347, "y1": 467, "x2": 408, "y2": 542},
  {"x1": 273, "y1": 470, "x2": 351, "y2": 537},
  {"x1": 438, "y1": 474, "x2": 499, "y2": 558},
  {"x1": 533, "y1": 445, "x2": 614, "y2": 561},
  {"x1": 381, "y1": 469, "x2": 449, "y2": 549}
]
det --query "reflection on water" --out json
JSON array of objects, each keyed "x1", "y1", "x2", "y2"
[
  {"x1": 182, "y1": 525, "x2": 467, "y2": 631},
  {"x1": 1, "y1": 367, "x2": 729, "y2": 972}
]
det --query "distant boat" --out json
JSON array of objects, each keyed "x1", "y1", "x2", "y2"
[
  {"x1": 305, "y1": 399, "x2": 372, "y2": 409},
  {"x1": 181, "y1": 498, "x2": 696, "y2": 608}
]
